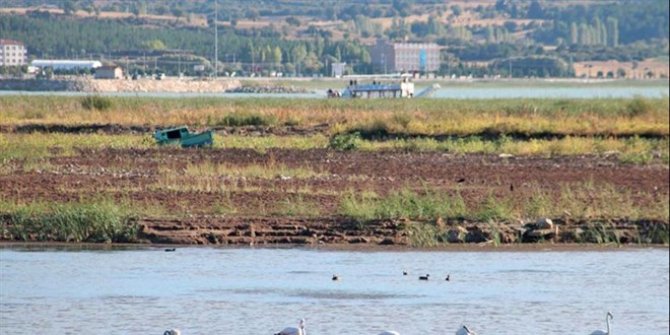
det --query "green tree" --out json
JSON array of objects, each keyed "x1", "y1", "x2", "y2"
[
  {"x1": 272, "y1": 46, "x2": 282, "y2": 65},
  {"x1": 291, "y1": 44, "x2": 307, "y2": 65},
  {"x1": 143, "y1": 39, "x2": 166, "y2": 50},
  {"x1": 606, "y1": 17, "x2": 619, "y2": 47},
  {"x1": 451, "y1": 5, "x2": 462, "y2": 17},
  {"x1": 527, "y1": 0, "x2": 544, "y2": 19},
  {"x1": 61, "y1": 0, "x2": 77, "y2": 15}
]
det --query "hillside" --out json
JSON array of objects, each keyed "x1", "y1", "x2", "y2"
[{"x1": 0, "y1": 0, "x2": 668, "y2": 77}]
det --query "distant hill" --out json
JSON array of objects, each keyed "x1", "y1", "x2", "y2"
[{"x1": 1, "y1": 0, "x2": 668, "y2": 77}]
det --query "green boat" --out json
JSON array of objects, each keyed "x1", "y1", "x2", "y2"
[{"x1": 154, "y1": 126, "x2": 214, "y2": 148}]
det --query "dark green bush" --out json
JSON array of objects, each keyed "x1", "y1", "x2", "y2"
[
  {"x1": 81, "y1": 95, "x2": 113, "y2": 111},
  {"x1": 329, "y1": 132, "x2": 361, "y2": 151},
  {"x1": 216, "y1": 113, "x2": 276, "y2": 126},
  {"x1": 626, "y1": 97, "x2": 652, "y2": 118}
]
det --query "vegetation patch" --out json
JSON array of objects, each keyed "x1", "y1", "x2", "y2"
[
  {"x1": 214, "y1": 113, "x2": 277, "y2": 127},
  {"x1": 329, "y1": 132, "x2": 361, "y2": 151},
  {"x1": 80, "y1": 95, "x2": 113, "y2": 111},
  {"x1": 0, "y1": 201, "x2": 138, "y2": 243}
]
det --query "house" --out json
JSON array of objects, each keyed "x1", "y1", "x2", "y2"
[
  {"x1": 0, "y1": 39, "x2": 28, "y2": 66},
  {"x1": 94, "y1": 65, "x2": 123, "y2": 79},
  {"x1": 369, "y1": 40, "x2": 440, "y2": 73}
]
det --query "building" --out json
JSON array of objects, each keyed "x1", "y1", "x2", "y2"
[
  {"x1": 370, "y1": 40, "x2": 440, "y2": 73},
  {"x1": 331, "y1": 62, "x2": 346, "y2": 77},
  {"x1": 94, "y1": 65, "x2": 123, "y2": 79},
  {"x1": 31, "y1": 59, "x2": 103, "y2": 71},
  {"x1": 0, "y1": 39, "x2": 28, "y2": 66}
]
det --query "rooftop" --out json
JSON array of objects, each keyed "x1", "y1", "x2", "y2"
[{"x1": 0, "y1": 39, "x2": 25, "y2": 46}]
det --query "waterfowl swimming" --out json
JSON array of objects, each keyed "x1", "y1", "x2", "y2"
[
  {"x1": 332, "y1": 274, "x2": 339, "y2": 281},
  {"x1": 419, "y1": 274, "x2": 430, "y2": 280},
  {"x1": 164, "y1": 329, "x2": 181, "y2": 335},
  {"x1": 275, "y1": 319, "x2": 306, "y2": 335},
  {"x1": 589, "y1": 312, "x2": 613, "y2": 335},
  {"x1": 455, "y1": 325, "x2": 476, "y2": 335},
  {"x1": 445, "y1": 274, "x2": 450, "y2": 281}
]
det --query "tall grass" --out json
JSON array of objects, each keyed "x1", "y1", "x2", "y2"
[
  {"x1": 338, "y1": 185, "x2": 669, "y2": 223},
  {"x1": 0, "y1": 201, "x2": 138, "y2": 242},
  {"x1": 339, "y1": 189, "x2": 468, "y2": 221},
  {"x1": 1, "y1": 96, "x2": 667, "y2": 137}
]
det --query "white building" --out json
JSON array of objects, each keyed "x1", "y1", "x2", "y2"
[
  {"x1": 31, "y1": 59, "x2": 103, "y2": 71},
  {"x1": 94, "y1": 65, "x2": 123, "y2": 79},
  {"x1": 331, "y1": 62, "x2": 346, "y2": 78},
  {"x1": 0, "y1": 39, "x2": 28, "y2": 66},
  {"x1": 370, "y1": 40, "x2": 441, "y2": 73}
]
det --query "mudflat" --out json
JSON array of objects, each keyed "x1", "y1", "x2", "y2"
[{"x1": 2, "y1": 147, "x2": 667, "y2": 246}]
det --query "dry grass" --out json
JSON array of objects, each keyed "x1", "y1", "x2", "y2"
[{"x1": 1, "y1": 96, "x2": 668, "y2": 138}]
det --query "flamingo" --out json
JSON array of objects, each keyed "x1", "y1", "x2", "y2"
[
  {"x1": 275, "y1": 319, "x2": 306, "y2": 335},
  {"x1": 455, "y1": 325, "x2": 476, "y2": 335},
  {"x1": 163, "y1": 329, "x2": 181, "y2": 335},
  {"x1": 378, "y1": 331, "x2": 400, "y2": 335},
  {"x1": 590, "y1": 312, "x2": 613, "y2": 335}
]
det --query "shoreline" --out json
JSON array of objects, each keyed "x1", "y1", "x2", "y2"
[
  {"x1": 1, "y1": 240, "x2": 667, "y2": 252},
  {"x1": 0, "y1": 77, "x2": 667, "y2": 94}
]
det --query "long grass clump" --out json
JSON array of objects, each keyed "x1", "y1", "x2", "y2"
[
  {"x1": 0, "y1": 201, "x2": 138, "y2": 243},
  {"x1": 1, "y1": 96, "x2": 667, "y2": 138}
]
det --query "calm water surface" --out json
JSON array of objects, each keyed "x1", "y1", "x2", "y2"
[
  {"x1": 0, "y1": 84, "x2": 667, "y2": 99},
  {"x1": 0, "y1": 247, "x2": 668, "y2": 335}
]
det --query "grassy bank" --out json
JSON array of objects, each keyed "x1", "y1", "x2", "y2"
[
  {"x1": 1, "y1": 96, "x2": 668, "y2": 138},
  {"x1": 1, "y1": 133, "x2": 668, "y2": 165},
  {"x1": 0, "y1": 200, "x2": 138, "y2": 243},
  {"x1": 338, "y1": 186, "x2": 669, "y2": 223}
]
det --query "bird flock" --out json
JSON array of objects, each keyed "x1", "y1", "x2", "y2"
[{"x1": 163, "y1": 268, "x2": 613, "y2": 335}]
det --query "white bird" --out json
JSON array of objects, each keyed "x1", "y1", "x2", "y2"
[
  {"x1": 164, "y1": 329, "x2": 181, "y2": 335},
  {"x1": 456, "y1": 325, "x2": 476, "y2": 335},
  {"x1": 275, "y1": 319, "x2": 306, "y2": 335},
  {"x1": 378, "y1": 331, "x2": 400, "y2": 335},
  {"x1": 590, "y1": 312, "x2": 613, "y2": 335}
]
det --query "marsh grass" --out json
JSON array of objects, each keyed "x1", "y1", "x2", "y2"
[
  {"x1": 474, "y1": 195, "x2": 515, "y2": 222},
  {"x1": 80, "y1": 95, "x2": 113, "y2": 111},
  {"x1": 214, "y1": 113, "x2": 277, "y2": 127},
  {"x1": 405, "y1": 222, "x2": 441, "y2": 247},
  {"x1": 0, "y1": 133, "x2": 151, "y2": 160},
  {"x1": 271, "y1": 195, "x2": 322, "y2": 217},
  {"x1": 338, "y1": 184, "x2": 668, "y2": 223},
  {"x1": 339, "y1": 189, "x2": 468, "y2": 221},
  {"x1": 0, "y1": 200, "x2": 138, "y2": 242},
  {"x1": 644, "y1": 223, "x2": 670, "y2": 244},
  {"x1": 2, "y1": 96, "x2": 667, "y2": 138},
  {"x1": 577, "y1": 222, "x2": 620, "y2": 244}
]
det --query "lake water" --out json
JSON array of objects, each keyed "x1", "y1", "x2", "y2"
[
  {"x1": 429, "y1": 85, "x2": 669, "y2": 99},
  {"x1": 0, "y1": 84, "x2": 667, "y2": 99},
  {"x1": 0, "y1": 247, "x2": 668, "y2": 335}
]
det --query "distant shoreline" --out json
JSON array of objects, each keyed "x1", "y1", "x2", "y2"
[{"x1": 1, "y1": 241, "x2": 666, "y2": 252}]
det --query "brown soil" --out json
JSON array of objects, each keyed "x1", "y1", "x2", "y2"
[{"x1": 1, "y1": 147, "x2": 668, "y2": 245}]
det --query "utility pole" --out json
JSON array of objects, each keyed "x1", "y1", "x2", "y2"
[{"x1": 214, "y1": 0, "x2": 218, "y2": 78}]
